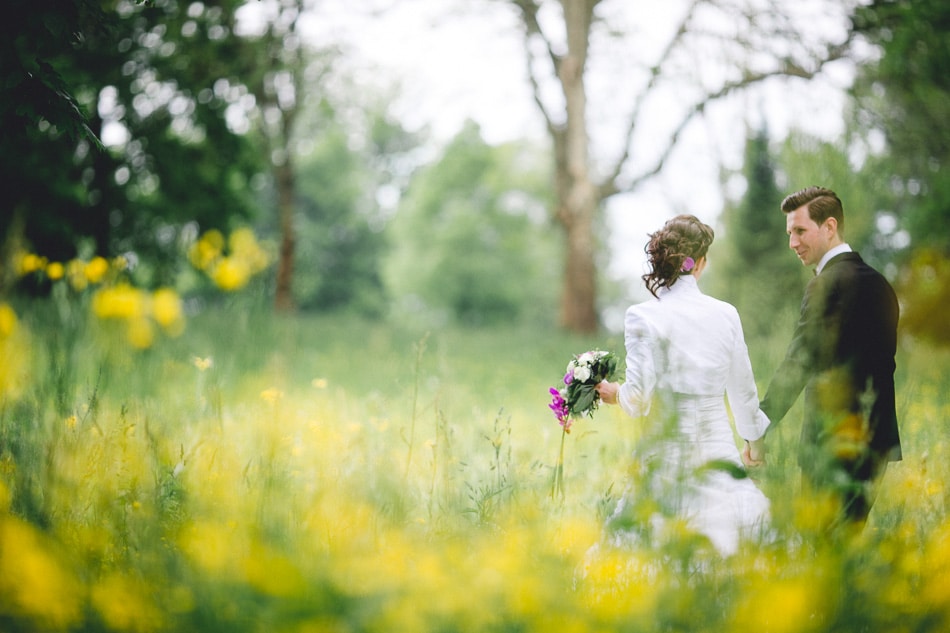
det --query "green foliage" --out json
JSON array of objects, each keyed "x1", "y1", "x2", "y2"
[
  {"x1": 292, "y1": 126, "x2": 386, "y2": 315},
  {"x1": 2, "y1": 0, "x2": 266, "y2": 278},
  {"x1": 852, "y1": 0, "x2": 950, "y2": 256},
  {"x1": 384, "y1": 121, "x2": 559, "y2": 326},
  {"x1": 0, "y1": 0, "x2": 107, "y2": 145}
]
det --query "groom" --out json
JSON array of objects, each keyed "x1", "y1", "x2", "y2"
[{"x1": 754, "y1": 186, "x2": 901, "y2": 526}]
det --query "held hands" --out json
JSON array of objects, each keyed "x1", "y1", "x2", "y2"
[{"x1": 741, "y1": 437, "x2": 766, "y2": 467}]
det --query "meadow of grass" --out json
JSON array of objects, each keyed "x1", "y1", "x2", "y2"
[{"x1": 1, "y1": 290, "x2": 950, "y2": 633}]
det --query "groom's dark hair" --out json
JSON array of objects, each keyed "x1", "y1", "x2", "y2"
[{"x1": 781, "y1": 186, "x2": 845, "y2": 235}]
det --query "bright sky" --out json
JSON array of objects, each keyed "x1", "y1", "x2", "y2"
[{"x1": 247, "y1": 0, "x2": 859, "y2": 311}]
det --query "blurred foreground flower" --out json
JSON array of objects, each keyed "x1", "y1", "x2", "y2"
[
  {"x1": 46, "y1": 261, "x2": 64, "y2": 281},
  {"x1": 0, "y1": 303, "x2": 29, "y2": 399},
  {"x1": 0, "y1": 516, "x2": 83, "y2": 629},
  {"x1": 92, "y1": 284, "x2": 185, "y2": 349},
  {"x1": 261, "y1": 388, "x2": 284, "y2": 403},
  {"x1": 189, "y1": 226, "x2": 271, "y2": 291},
  {"x1": 0, "y1": 303, "x2": 16, "y2": 339}
]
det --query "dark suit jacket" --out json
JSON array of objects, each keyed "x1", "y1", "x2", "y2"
[{"x1": 761, "y1": 251, "x2": 901, "y2": 477}]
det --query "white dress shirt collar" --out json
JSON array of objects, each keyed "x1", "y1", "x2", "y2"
[{"x1": 816, "y1": 243, "x2": 852, "y2": 275}]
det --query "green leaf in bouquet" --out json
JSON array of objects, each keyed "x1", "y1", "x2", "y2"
[
  {"x1": 570, "y1": 386, "x2": 597, "y2": 416},
  {"x1": 594, "y1": 355, "x2": 618, "y2": 381}
]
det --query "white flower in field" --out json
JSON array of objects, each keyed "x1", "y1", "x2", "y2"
[
  {"x1": 173, "y1": 461, "x2": 185, "y2": 477},
  {"x1": 573, "y1": 365, "x2": 592, "y2": 382}
]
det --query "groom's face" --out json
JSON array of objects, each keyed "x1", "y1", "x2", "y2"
[{"x1": 786, "y1": 204, "x2": 833, "y2": 268}]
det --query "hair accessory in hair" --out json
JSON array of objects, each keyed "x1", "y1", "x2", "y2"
[{"x1": 681, "y1": 256, "x2": 695, "y2": 273}]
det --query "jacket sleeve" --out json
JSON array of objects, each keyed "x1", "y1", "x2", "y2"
[
  {"x1": 760, "y1": 278, "x2": 821, "y2": 426},
  {"x1": 725, "y1": 306, "x2": 771, "y2": 441},
  {"x1": 617, "y1": 309, "x2": 656, "y2": 419}
]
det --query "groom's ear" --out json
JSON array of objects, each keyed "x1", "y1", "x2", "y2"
[{"x1": 823, "y1": 216, "x2": 838, "y2": 236}]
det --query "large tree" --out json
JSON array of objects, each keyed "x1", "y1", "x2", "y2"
[{"x1": 504, "y1": 0, "x2": 860, "y2": 332}]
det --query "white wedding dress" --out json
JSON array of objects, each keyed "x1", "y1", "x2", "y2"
[{"x1": 607, "y1": 275, "x2": 771, "y2": 556}]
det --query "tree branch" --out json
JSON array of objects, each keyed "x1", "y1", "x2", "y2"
[
  {"x1": 600, "y1": 38, "x2": 855, "y2": 199},
  {"x1": 511, "y1": 0, "x2": 562, "y2": 134},
  {"x1": 600, "y1": 0, "x2": 702, "y2": 192}
]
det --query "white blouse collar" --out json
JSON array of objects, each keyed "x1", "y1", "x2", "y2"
[{"x1": 658, "y1": 274, "x2": 699, "y2": 297}]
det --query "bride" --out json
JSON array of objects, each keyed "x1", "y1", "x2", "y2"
[{"x1": 595, "y1": 214, "x2": 770, "y2": 556}]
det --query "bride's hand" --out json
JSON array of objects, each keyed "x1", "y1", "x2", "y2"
[
  {"x1": 742, "y1": 438, "x2": 766, "y2": 467},
  {"x1": 595, "y1": 381, "x2": 618, "y2": 405}
]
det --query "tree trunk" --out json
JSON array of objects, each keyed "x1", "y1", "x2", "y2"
[
  {"x1": 558, "y1": 189, "x2": 599, "y2": 332},
  {"x1": 274, "y1": 158, "x2": 296, "y2": 311},
  {"x1": 556, "y1": 0, "x2": 599, "y2": 332}
]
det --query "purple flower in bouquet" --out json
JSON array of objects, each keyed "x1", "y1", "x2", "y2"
[{"x1": 548, "y1": 387, "x2": 571, "y2": 432}]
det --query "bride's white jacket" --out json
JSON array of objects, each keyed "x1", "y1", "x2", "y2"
[{"x1": 617, "y1": 275, "x2": 770, "y2": 442}]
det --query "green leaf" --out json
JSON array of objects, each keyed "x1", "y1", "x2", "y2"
[{"x1": 698, "y1": 459, "x2": 748, "y2": 480}]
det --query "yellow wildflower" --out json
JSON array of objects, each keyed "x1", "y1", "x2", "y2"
[
  {"x1": 242, "y1": 540, "x2": 306, "y2": 597},
  {"x1": 152, "y1": 287, "x2": 184, "y2": 335},
  {"x1": 66, "y1": 258, "x2": 88, "y2": 291},
  {"x1": 193, "y1": 356, "x2": 213, "y2": 371},
  {"x1": 65, "y1": 415, "x2": 78, "y2": 429},
  {"x1": 46, "y1": 261, "x2": 65, "y2": 281},
  {"x1": 312, "y1": 378, "x2": 328, "y2": 389},
  {"x1": 0, "y1": 303, "x2": 16, "y2": 339},
  {"x1": 85, "y1": 256, "x2": 110, "y2": 284},
  {"x1": 126, "y1": 317, "x2": 154, "y2": 349},
  {"x1": 0, "y1": 304, "x2": 28, "y2": 398},
  {"x1": 16, "y1": 252, "x2": 46, "y2": 276},
  {"x1": 211, "y1": 256, "x2": 251, "y2": 291},
  {"x1": 189, "y1": 229, "x2": 224, "y2": 270},
  {"x1": 91, "y1": 572, "x2": 164, "y2": 632},
  {"x1": 93, "y1": 283, "x2": 146, "y2": 320},
  {"x1": 229, "y1": 227, "x2": 270, "y2": 273},
  {"x1": 733, "y1": 576, "x2": 825, "y2": 633},
  {"x1": 0, "y1": 517, "x2": 83, "y2": 628}
]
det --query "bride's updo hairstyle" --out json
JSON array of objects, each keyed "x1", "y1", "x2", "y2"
[{"x1": 642, "y1": 214, "x2": 714, "y2": 298}]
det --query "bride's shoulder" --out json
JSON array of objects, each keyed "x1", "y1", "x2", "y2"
[
  {"x1": 624, "y1": 301, "x2": 662, "y2": 330},
  {"x1": 697, "y1": 292, "x2": 742, "y2": 319}
]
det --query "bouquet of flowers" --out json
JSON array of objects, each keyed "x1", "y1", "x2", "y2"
[
  {"x1": 548, "y1": 349, "x2": 618, "y2": 433},
  {"x1": 547, "y1": 349, "x2": 618, "y2": 498}
]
